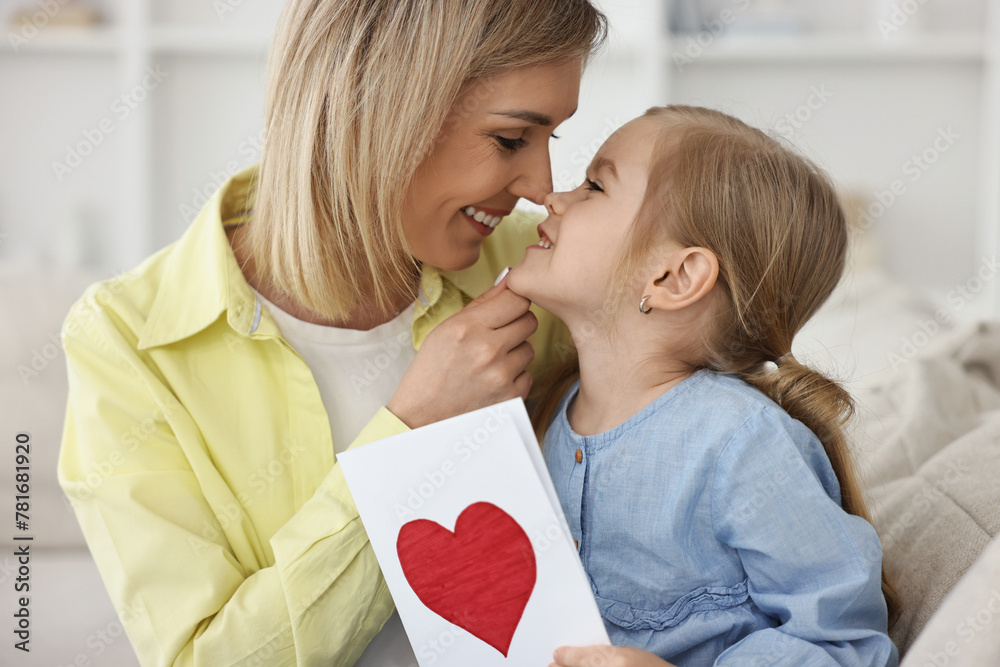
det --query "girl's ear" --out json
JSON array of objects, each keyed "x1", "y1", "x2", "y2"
[{"x1": 642, "y1": 246, "x2": 719, "y2": 313}]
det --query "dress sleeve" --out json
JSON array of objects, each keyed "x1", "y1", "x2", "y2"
[
  {"x1": 57, "y1": 302, "x2": 409, "y2": 666},
  {"x1": 709, "y1": 409, "x2": 898, "y2": 667}
]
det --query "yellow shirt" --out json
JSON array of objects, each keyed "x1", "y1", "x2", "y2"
[{"x1": 57, "y1": 165, "x2": 570, "y2": 666}]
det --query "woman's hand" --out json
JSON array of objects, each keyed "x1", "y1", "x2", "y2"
[
  {"x1": 386, "y1": 273, "x2": 537, "y2": 428},
  {"x1": 550, "y1": 645, "x2": 677, "y2": 667}
]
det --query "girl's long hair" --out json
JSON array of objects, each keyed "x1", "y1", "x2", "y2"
[{"x1": 529, "y1": 105, "x2": 899, "y2": 627}]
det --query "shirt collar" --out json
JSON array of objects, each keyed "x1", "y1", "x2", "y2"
[
  {"x1": 417, "y1": 260, "x2": 494, "y2": 313},
  {"x1": 138, "y1": 164, "x2": 259, "y2": 350}
]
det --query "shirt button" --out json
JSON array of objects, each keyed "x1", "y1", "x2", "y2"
[{"x1": 574, "y1": 449, "x2": 583, "y2": 464}]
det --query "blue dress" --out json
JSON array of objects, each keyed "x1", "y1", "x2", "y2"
[{"x1": 543, "y1": 369, "x2": 898, "y2": 666}]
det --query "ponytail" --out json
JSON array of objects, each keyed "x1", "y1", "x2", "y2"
[{"x1": 738, "y1": 354, "x2": 901, "y2": 628}]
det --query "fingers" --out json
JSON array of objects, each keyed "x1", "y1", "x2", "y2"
[
  {"x1": 513, "y1": 369, "x2": 533, "y2": 400},
  {"x1": 469, "y1": 268, "x2": 513, "y2": 306},
  {"x1": 475, "y1": 287, "x2": 533, "y2": 329},
  {"x1": 551, "y1": 645, "x2": 676, "y2": 667},
  {"x1": 552, "y1": 645, "x2": 580, "y2": 666},
  {"x1": 507, "y1": 337, "x2": 535, "y2": 371},
  {"x1": 551, "y1": 645, "x2": 599, "y2": 667},
  {"x1": 468, "y1": 268, "x2": 532, "y2": 329},
  {"x1": 496, "y1": 308, "x2": 538, "y2": 351},
  {"x1": 470, "y1": 277, "x2": 507, "y2": 305},
  {"x1": 550, "y1": 644, "x2": 628, "y2": 667}
]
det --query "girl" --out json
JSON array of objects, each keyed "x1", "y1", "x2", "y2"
[{"x1": 508, "y1": 106, "x2": 900, "y2": 666}]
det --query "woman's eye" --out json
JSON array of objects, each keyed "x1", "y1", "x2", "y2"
[
  {"x1": 494, "y1": 135, "x2": 528, "y2": 153},
  {"x1": 585, "y1": 178, "x2": 604, "y2": 193},
  {"x1": 551, "y1": 133, "x2": 561, "y2": 140}
]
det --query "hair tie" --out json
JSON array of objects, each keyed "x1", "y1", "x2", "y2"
[{"x1": 762, "y1": 353, "x2": 792, "y2": 375}]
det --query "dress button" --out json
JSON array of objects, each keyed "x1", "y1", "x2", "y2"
[{"x1": 574, "y1": 449, "x2": 583, "y2": 464}]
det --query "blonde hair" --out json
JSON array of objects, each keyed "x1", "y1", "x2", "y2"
[
  {"x1": 244, "y1": 0, "x2": 607, "y2": 320},
  {"x1": 530, "y1": 105, "x2": 900, "y2": 626}
]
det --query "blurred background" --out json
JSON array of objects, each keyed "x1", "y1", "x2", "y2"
[
  {"x1": 1, "y1": 1, "x2": 999, "y2": 665},
  {"x1": 0, "y1": 0, "x2": 996, "y2": 315}
]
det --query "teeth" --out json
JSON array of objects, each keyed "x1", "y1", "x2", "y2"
[
  {"x1": 539, "y1": 239, "x2": 552, "y2": 249},
  {"x1": 464, "y1": 206, "x2": 504, "y2": 228}
]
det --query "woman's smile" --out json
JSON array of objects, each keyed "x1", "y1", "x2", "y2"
[{"x1": 461, "y1": 204, "x2": 511, "y2": 236}]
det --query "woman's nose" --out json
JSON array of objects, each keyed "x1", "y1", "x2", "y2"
[{"x1": 508, "y1": 145, "x2": 554, "y2": 206}]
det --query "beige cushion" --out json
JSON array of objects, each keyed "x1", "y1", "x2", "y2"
[
  {"x1": 850, "y1": 322, "x2": 1000, "y2": 656},
  {"x1": 0, "y1": 262, "x2": 111, "y2": 548},
  {"x1": 901, "y1": 535, "x2": 1000, "y2": 666}
]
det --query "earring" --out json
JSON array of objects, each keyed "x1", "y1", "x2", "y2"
[{"x1": 639, "y1": 295, "x2": 653, "y2": 315}]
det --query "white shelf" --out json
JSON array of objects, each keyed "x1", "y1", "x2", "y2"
[
  {"x1": 0, "y1": 25, "x2": 272, "y2": 57},
  {"x1": 150, "y1": 26, "x2": 271, "y2": 56},
  {"x1": 667, "y1": 32, "x2": 985, "y2": 64},
  {"x1": 0, "y1": 26, "x2": 118, "y2": 56}
]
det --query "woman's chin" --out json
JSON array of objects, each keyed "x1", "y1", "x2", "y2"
[{"x1": 420, "y1": 245, "x2": 481, "y2": 273}]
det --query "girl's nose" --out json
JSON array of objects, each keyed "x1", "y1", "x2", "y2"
[
  {"x1": 544, "y1": 190, "x2": 571, "y2": 216},
  {"x1": 543, "y1": 191, "x2": 558, "y2": 216}
]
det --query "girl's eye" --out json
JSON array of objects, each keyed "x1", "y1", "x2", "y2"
[
  {"x1": 551, "y1": 133, "x2": 561, "y2": 140},
  {"x1": 585, "y1": 178, "x2": 604, "y2": 193},
  {"x1": 494, "y1": 135, "x2": 528, "y2": 153}
]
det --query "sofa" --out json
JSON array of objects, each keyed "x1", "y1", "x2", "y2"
[
  {"x1": 1, "y1": 262, "x2": 142, "y2": 667},
  {"x1": 1, "y1": 255, "x2": 997, "y2": 667}
]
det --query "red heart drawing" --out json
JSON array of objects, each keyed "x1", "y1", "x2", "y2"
[{"x1": 396, "y1": 501, "x2": 536, "y2": 657}]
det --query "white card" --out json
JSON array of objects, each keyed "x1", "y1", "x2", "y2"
[{"x1": 339, "y1": 399, "x2": 609, "y2": 666}]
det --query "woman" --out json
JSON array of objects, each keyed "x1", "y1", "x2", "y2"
[{"x1": 57, "y1": 1, "x2": 607, "y2": 665}]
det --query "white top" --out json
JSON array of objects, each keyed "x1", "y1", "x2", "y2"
[
  {"x1": 250, "y1": 287, "x2": 419, "y2": 665},
  {"x1": 251, "y1": 287, "x2": 417, "y2": 455}
]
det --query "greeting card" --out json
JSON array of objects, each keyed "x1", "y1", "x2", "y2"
[{"x1": 339, "y1": 399, "x2": 609, "y2": 666}]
